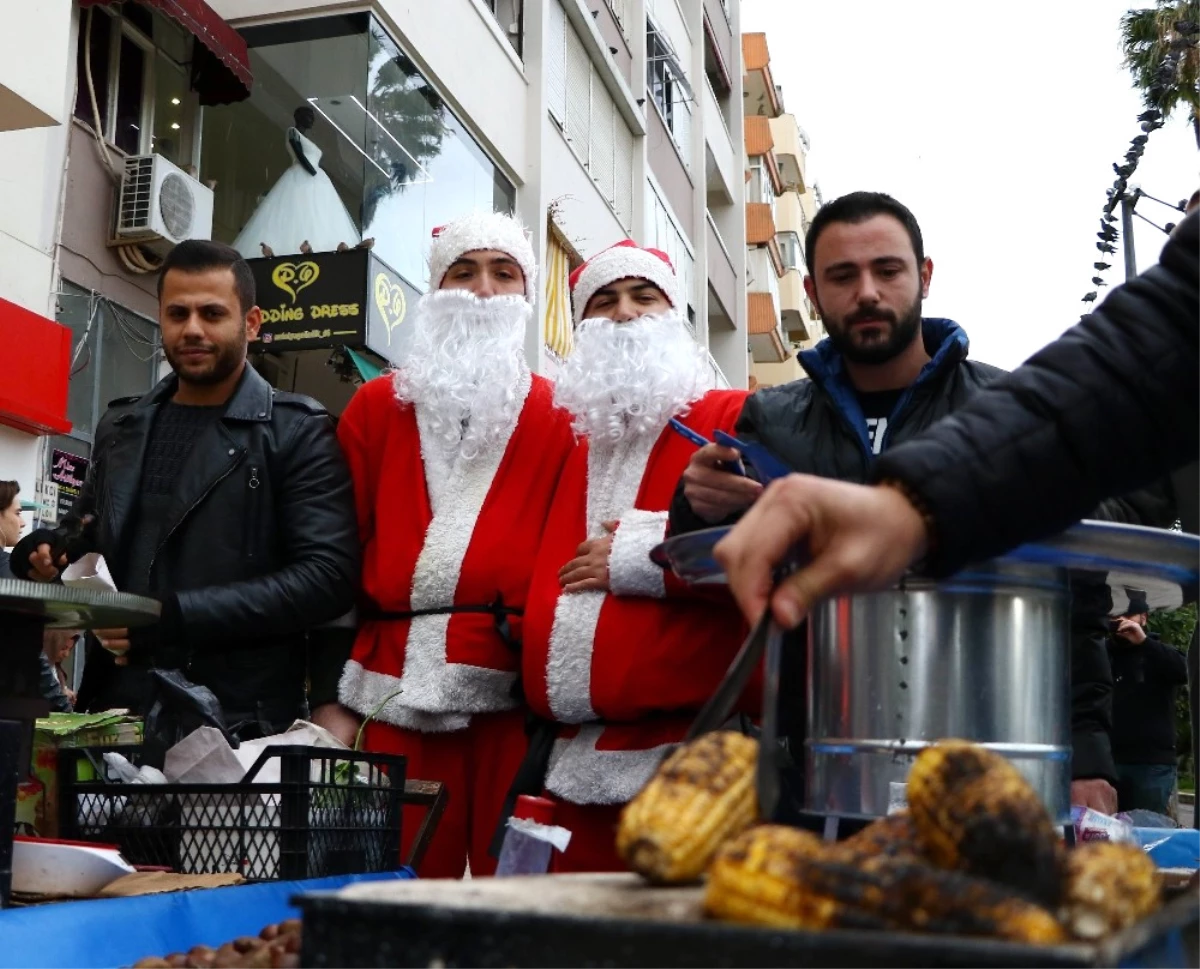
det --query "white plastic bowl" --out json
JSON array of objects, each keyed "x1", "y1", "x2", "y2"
[{"x1": 12, "y1": 837, "x2": 137, "y2": 897}]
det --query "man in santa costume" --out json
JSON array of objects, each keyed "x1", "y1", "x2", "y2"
[
  {"x1": 331, "y1": 211, "x2": 575, "y2": 878},
  {"x1": 520, "y1": 241, "x2": 751, "y2": 871}
]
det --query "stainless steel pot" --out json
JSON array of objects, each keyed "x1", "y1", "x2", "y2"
[{"x1": 804, "y1": 562, "x2": 1072, "y2": 823}]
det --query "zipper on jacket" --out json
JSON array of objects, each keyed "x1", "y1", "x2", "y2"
[{"x1": 245, "y1": 466, "x2": 262, "y2": 560}]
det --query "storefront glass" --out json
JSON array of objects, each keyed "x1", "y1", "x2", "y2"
[{"x1": 200, "y1": 14, "x2": 515, "y2": 291}]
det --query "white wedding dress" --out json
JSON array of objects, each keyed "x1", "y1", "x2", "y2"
[{"x1": 233, "y1": 128, "x2": 361, "y2": 259}]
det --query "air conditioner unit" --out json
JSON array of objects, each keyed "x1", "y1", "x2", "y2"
[{"x1": 115, "y1": 153, "x2": 214, "y2": 254}]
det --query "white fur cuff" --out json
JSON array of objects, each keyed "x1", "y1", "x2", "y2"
[
  {"x1": 608, "y1": 509, "x2": 669, "y2": 598},
  {"x1": 544, "y1": 725, "x2": 677, "y2": 805},
  {"x1": 338, "y1": 660, "x2": 471, "y2": 733}
]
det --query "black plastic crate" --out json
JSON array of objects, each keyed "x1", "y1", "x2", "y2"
[{"x1": 58, "y1": 744, "x2": 406, "y2": 881}]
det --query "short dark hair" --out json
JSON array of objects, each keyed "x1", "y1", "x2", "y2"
[
  {"x1": 157, "y1": 239, "x2": 256, "y2": 313},
  {"x1": 0, "y1": 480, "x2": 18, "y2": 514},
  {"x1": 804, "y1": 191, "x2": 925, "y2": 278}
]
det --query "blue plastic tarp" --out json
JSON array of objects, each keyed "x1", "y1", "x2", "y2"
[
  {"x1": 1134, "y1": 827, "x2": 1200, "y2": 870},
  {"x1": 0, "y1": 870, "x2": 414, "y2": 969}
]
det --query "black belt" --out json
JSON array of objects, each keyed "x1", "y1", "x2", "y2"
[{"x1": 360, "y1": 594, "x2": 522, "y2": 653}]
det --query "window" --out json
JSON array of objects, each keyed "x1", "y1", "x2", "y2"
[
  {"x1": 200, "y1": 15, "x2": 515, "y2": 289},
  {"x1": 55, "y1": 283, "x2": 161, "y2": 453},
  {"x1": 482, "y1": 0, "x2": 523, "y2": 57},
  {"x1": 646, "y1": 19, "x2": 693, "y2": 165},
  {"x1": 546, "y1": 1, "x2": 635, "y2": 229},
  {"x1": 749, "y1": 160, "x2": 775, "y2": 205},
  {"x1": 605, "y1": 0, "x2": 632, "y2": 37},
  {"x1": 645, "y1": 180, "x2": 695, "y2": 316},
  {"x1": 777, "y1": 231, "x2": 802, "y2": 272},
  {"x1": 73, "y1": 4, "x2": 199, "y2": 167}
]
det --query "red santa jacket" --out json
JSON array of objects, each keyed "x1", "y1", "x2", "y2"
[
  {"x1": 338, "y1": 372, "x2": 574, "y2": 732},
  {"x1": 522, "y1": 389, "x2": 752, "y2": 804}
]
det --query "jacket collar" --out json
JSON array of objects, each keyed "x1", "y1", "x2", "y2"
[
  {"x1": 797, "y1": 318, "x2": 971, "y2": 456},
  {"x1": 134, "y1": 362, "x2": 274, "y2": 422}
]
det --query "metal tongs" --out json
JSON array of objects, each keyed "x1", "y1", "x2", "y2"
[{"x1": 685, "y1": 556, "x2": 802, "y2": 820}]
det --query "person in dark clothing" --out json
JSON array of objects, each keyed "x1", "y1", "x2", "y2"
[
  {"x1": 670, "y1": 191, "x2": 1176, "y2": 814},
  {"x1": 12, "y1": 240, "x2": 359, "y2": 740},
  {"x1": 1107, "y1": 596, "x2": 1189, "y2": 815}
]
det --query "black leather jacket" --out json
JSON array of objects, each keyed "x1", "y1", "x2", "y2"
[{"x1": 14, "y1": 366, "x2": 359, "y2": 733}]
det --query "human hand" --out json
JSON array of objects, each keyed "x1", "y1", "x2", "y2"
[
  {"x1": 681, "y1": 444, "x2": 764, "y2": 523},
  {"x1": 559, "y1": 521, "x2": 617, "y2": 593},
  {"x1": 714, "y1": 475, "x2": 928, "y2": 629},
  {"x1": 310, "y1": 703, "x2": 363, "y2": 748},
  {"x1": 94, "y1": 628, "x2": 132, "y2": 666},
  {"x1": 1114, "y1": 619, "x2": 1147, "y2": 645},
  {"x1": 1070, "y1": 777, "x2": 1119, "y2": 816},
  {"x1": 27, "y1": 542, "x2": 67, "y2": 582}
]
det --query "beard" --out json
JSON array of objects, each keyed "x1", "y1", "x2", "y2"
[
  {"x1": 393, "y1": 289, "x2": 530, "y2": 462},
  {"x1": 554, "y1": 313, "x2": 714, "y2": 444},
  {"x1": 823, "y1": 295, "x2": 923, "y2": 365},
  {"x1": 165, "y1": 324, "x2": 246, "y2": 386}
]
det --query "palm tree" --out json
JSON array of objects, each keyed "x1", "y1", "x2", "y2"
[{"x1": 1120, "y1": 2, "x2": 1200, "y2": 147}]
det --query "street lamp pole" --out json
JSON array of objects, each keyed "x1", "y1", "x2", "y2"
[{"x1": 1120, "y1": 191, "x2": 1139, "y2": 280}]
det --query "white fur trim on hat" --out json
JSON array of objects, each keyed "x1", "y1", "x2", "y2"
[
  {"x1": 427, "y1": 211, "x2": 538, "y2": 302},
  {"x1": 571, "y1": 246, "x2": 679, "y2": 325}
]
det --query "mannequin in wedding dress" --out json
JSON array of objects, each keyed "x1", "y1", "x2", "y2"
[{"x1": 233, "y1": 105, "x2": 365, "y2": 259}]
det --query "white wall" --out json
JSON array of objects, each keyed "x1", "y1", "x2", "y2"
[
  {"x1": 0, "y1": 0, "x2": 74, "y2": 127},
  {"x1": 0, "y1": 426, "x2": 41, "y2": 521}
]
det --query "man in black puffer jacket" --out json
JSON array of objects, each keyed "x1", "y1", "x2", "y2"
[
  {"x1": 669, "y1": 192, "x2": 1175, "y2": 815},
  {"x1": 12, "y1": 240, "x2": 358, "y2": 740}
]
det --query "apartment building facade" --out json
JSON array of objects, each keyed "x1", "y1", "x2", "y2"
[
  {"x1": 0, "y1": 0, "x2": 751, "y2": 528},
  {"x1": 740, "y1": 31, "x2": 825, "y2": 389}
]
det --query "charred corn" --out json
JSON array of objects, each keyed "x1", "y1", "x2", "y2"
[
  {"x1": 617, "y1": 730, "x2": 758, "y2": 884},
  {"x1": 840, "y1": 812, "x2": 925, "y2": 862},
  {"x1": 705, "y1": 825, "x2": 1066, "y2": 944},
  {"x1": 906, "y1": 740, "x2": 1065, "y2": 908},
  {"x1": 1059, "y1": 841, "x2": 1161, "y2": 940},
  {"x1": 704, "y1": 825, "x2": 889, "y2": 930}
]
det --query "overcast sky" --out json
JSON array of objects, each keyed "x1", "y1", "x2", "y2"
[{"x1": 741, "y1": 0, "x2": 1198, "y2": 370}]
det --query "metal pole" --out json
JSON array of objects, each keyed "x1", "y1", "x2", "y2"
[{"x1": 1121, "y1": 193, "x2": 1138, "y2": 280}]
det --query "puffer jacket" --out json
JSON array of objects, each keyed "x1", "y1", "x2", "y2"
[{"x1": 667, "y1": 316, "x2": 1177, "y2": 789}]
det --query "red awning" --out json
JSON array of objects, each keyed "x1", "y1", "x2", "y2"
[{"x1": 79, "y1": 0, "x2": 252, "y2": 106}]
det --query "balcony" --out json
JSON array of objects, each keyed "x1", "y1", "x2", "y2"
[
  {"x1": 747, "y1": 292, "x2": 785, "y2": 363},
  {"x1": 742, "y1": 33, "x2": 781, "y2": 118},
  {"x1": 703, "y1": 75, "x2": 735, "y2": 204},
  {"x1": 774, "y1": 190, "x2": 808, "y2": 237},
  {"x1": 745, "y1": 202, "x2": 777, "y2": 248},
  {"x1": 768, "y1": 114, "x2": 807, "y2": 194},
  {"x1": 707, "y1": 214, "x2": 737, "y2": 329},
  {"x1": 752, "y1": 354, "x2": 804, "y2": 389},
  {"x1": 779, "y1": 268, "x2": 808, "y2": 342}
]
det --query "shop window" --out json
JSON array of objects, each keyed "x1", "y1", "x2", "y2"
[
  {"x1": 200, "y1": 14, "x2": 516, "y2": 291},
  {"x1": 55, "y1": 283, "x2": 160, "y2": 453},
  {"x1": 482, "y1": 0, "x2": 523, "y2": 57},
  {"x1": 73, "y1": 3, "x2": 199, "y2": 167}
]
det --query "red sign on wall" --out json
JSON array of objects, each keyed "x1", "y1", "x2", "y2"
[{"x1": 0, "y1": 297, "x2": 72, "y2": 436}]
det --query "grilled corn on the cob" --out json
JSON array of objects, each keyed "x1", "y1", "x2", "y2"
[
  {"x1": 705, "y1": 825, "x2": 1066, "y2": 945},
  {"x1": 906, "y1": 740, "x2": 1065, "y2": 908},
  {"x1": 840, "y1": 812, "x2": 925, "y2": 862},
  {"x1": 617, "y1": 730, "x2": 758, "y2": 884},
  {"x1": 1059, "y1": 841, "x2": 1162, "y2": 939}
]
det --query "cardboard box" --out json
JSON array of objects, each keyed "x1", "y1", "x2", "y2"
[{"x1": 31, "y1": 712, "x2": 143, "y2": 838}]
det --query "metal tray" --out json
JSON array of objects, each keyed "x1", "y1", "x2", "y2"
[
  {"x1": 295, "y1": 872, "x2": 1199, "y2": 968},
  {"x1": 652, "y1": 521, "x2": 1199, "y2": 608},
  {"x1": 0, "y1": 578, "x2": 161, "y2": 630}
]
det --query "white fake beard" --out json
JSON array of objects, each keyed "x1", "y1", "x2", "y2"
[
  {"x1": 554, "y1": 313, "x2": 714, "y2": 445},
  {"x1": 393, "y1": 289, "x2": 530, "y2": 463}
]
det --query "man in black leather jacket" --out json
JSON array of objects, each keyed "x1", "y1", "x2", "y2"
[
  {"x1": 13, "y1": 240, "x2": 359, "y2": 739},
  {"x1": 669, "y1": 191, "x2": 1175, "y2": 814}
]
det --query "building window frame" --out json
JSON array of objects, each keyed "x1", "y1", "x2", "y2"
[
  {"x1": 75, "y1": 4, "x2": 202, "y2": 169},
  {"x1": 776, "y1": 230, "x2": 803, "y2": 272},
  {"x1": 480, "y1": 0, "x2": 524, "y2": 58}
]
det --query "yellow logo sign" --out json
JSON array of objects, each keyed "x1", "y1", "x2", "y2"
[
  {"x1": 271, "y1": 261, "x2": 320, "y2": 304},
  {"x1": 373, "y1": 273, "x2": 407, "y2": 344}
]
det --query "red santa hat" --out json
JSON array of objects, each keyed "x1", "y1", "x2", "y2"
[
  {"x1": 569, "y1": 240, "x2": 678, "y2": 325},
  {"x1": 428, "y1": 211, "x2": 537, "y2": 302}
]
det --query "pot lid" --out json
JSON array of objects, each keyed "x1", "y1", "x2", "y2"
[{"x1": 651, "y1": 520, "x2": 1199, "y2": 611}]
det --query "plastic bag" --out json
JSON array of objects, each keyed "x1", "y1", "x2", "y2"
[{"x1": 1071, "y1": 805, "x2": 1138, "y2": 843}]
